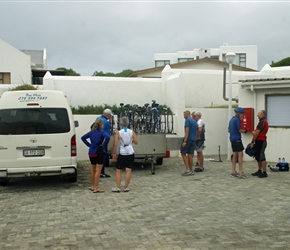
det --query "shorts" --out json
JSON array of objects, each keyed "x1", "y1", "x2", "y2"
[
  {"x1": 231, "y1": 140, "x2": 244, "y2": 152},
  {"x1": 89, "y1": 153, "x2": 105, "y2": 165},
  {"x1": 195, "y1": 139, "x2": 204, "y2": 153},
  {"x1": 116, "y1": 154, "x2": 135, "y2": 170},
  {"x1": 254, "y1": 140, "x2": 267, "y2": 162},
  {"x1": 180, "y1": 140, "x2": 196, "y2": 155}
]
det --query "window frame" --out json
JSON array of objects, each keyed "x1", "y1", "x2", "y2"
[{"x1": 266, "y1": 94, "x2": 290, "y2": 128}]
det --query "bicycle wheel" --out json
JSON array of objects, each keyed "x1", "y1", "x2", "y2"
[
  {"x1": 145, "y1": 113, "x2": 152, "y2": 133},
  {"x1": 160, "y1": 114, "x2": 166, "y2": 133},
  {"x1": 167, "y1": 110, "x2": 174, "y2": 134},
  {"x1": 152, "y1": 110, "x2": 159, "y2": 134}
]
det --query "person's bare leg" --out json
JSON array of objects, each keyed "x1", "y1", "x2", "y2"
[
  {"x1": 90, "y1": 165, "x2": 96, "y2": 189},
  {"x1": 197, "y1": 151, "x2": 204, "y2": 169},
  {"x1": 116, "y1": 169, "x2": 122, "y2": 188},
  {"x1": 188, "y1": 154, "x2": 193, "y2": 171},
  {"x1": 124, "y1": 167, "x2": 132, "y2": 189},
  {"x1": 238, "y1": 151, "x2": 243, "y2": 175},
  {"x1": 93, "y1": 164, "x2": 104, "y2": 192},
  {"x1": 232, "y1": 152, "x2": 237, "y2": 174},
  {"x1": 181, "y1": 153, "x2": 190, "y2": 171}
]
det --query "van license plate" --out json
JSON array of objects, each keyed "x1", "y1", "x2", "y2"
[{"x1": 23, "y1": 149, "x2": 45, "y2": 157}]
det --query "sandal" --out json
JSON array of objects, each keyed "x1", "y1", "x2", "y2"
[
  {"x1": 88, "y1": 187, "x2": 94, "y2": 191},
  {"x1": 93, "y1": 189, "x2": 105, "y2": 193}
]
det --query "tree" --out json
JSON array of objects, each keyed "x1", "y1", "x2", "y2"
[
  {"x1": 271, "y1": 57, "x2": 290, "y2": 67},
  {"x1": 92, "y1": 69, "x2": 133, "y2": 77},
  {"x1": 56, "y1": 67, "x2": 81, "y2": 76}
]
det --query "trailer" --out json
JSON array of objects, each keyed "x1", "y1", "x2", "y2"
[{"x1": 108, "y1": 134, "x2": 182, "y2": 174}]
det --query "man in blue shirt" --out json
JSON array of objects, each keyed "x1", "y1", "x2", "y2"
[
  {"x1": 180, "y1": 110, "x2": 197, "y2": 176},
  {"x1": 97, "y1": 108, "x2": 113, "y2": 178},
  {"x1": 228, "y1": 107, "x2": 248, "y2": 178}
]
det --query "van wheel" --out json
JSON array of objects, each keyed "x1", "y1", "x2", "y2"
[
  {"x1": 156, "y1": 158, "x2": 163, "y2": 165},
  {"x1": 68, "y1": 173, "x2": 77, "y2": 182},
  {"x1": 0, "y1": 178, "x2": 10, "y2": 186}
]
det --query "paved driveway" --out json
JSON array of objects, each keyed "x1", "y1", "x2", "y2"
[{"x1": 1, "y1": 156, "x2": 290, "y2": 250}]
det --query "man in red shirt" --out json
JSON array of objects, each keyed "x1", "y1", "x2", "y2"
[{"x1": 251, "y1": 110, "x2": 269, "y2": 178}]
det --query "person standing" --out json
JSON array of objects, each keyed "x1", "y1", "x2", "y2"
[
  {"x1": 181, "y1": 110, "x2": 197, "y2": 176},
  {"x1": 81, "y1": 119, "x2": 110, "y2": 193},
  {"x1": 112, "y1": 117, "x2": 138, "y2": 192},
  {"x1": 193, "y1": 111, "x2": 205, "y2": 172},
  {"x1": 96, "y1": 108, "x2": 113, "y2": 178},
  {"x1": 228, "y1": 107, "x2": 248, "y2": 178},
  {"x1": 251, "y1": 110, "x2": 269, "y2": 178}
]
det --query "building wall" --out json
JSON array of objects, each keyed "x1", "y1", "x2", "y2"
[
  {"x1": 43, "y1": 69, "x2": 238, "y2": 161},
  {"x1": 238, "y1": 66, "x2": 290, "y2": 162},
  {"x1": 154, "y1": 44, "x2": 258, "y2": 70},
  {"x1": 0, "y1": 39, "x2": 31, "y2": 85}
]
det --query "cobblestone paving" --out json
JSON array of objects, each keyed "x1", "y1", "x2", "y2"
[{"x1": 1, "y1": 156, "x2": 290, "y2": 250}]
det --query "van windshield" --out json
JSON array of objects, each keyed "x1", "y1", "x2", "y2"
[{"x1": 0, "y1": 108, "x2": 70, "y2": 135}]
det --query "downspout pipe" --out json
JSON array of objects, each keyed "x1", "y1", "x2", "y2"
[
  {"x1": 223, "y1": 67, "x2": 238, "y2": 103},
  {"x1": 250, "y1": 84, "x2": 257, "y2": 124}
]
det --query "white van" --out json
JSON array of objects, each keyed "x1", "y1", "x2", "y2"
[{"x1": 0, "y1": 90, "x2": 78, "y2": 184}]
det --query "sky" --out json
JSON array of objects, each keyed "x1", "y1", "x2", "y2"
[{"x1": 0, "y1": 0, "x2": 289, "y2": 76}]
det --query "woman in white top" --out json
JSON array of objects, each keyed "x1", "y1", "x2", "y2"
[{"x1": 112, "y1": 116, "x2": 138, "y2": 192}]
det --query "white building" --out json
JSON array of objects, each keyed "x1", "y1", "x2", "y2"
[
  {"x1": 0, "y1": 39, "x2": 31, "y2": 86},
  {"x1": 154, "y1": 43, "x2": 258, "y2": 70}
]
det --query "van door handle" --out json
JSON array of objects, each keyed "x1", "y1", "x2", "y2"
[{"x1": 0, "y1": 146, "x2": 8, "y2": 150}]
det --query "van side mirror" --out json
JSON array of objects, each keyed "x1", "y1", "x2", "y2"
[{"x1": 74, "y1": 120, "x2": 79, "y2": 128}]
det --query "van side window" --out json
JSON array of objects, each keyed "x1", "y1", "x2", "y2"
[{"x1": 0, "y1": 108, "x2": 70, "y2": 135}]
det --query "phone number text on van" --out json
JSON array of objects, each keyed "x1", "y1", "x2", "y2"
[{"x1": 18, "y1": 93, "x2": 48, "y2": 102}]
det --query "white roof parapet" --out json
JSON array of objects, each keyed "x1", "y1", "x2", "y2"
[{"x1": 240, "y1": 77, "x2": 290, "y2": 90}]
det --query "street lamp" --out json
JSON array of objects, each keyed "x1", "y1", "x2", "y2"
[{"x1": 226, "y1": 52, "x2": 236, "y2": 160}]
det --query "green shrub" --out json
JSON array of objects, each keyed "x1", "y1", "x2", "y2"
[{"x1": 9, "y1": 84, "x2": 38, "y2": 91}]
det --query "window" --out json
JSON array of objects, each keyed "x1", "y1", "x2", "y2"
[
  {"x1": 222, "y1": 53, "x2": 246, "y2": 67},
  {"x1": 210, "y1": 56, "x2": 219, "y2": 60},
  {"x1": 178, "y1": 58, "x2": 194, "y2": 63},
  {"x1": 0, "y1": 108, "x2": 70, "y2": 134},
  {"x1": 0, "y1": 73, "x2": 11, "y2": 84},
  {"x1": 266, "y1": 95, "x2": 290, "y2": 127},
  {"x1": 155, "y1": 60, "x2": 170, "y2": 67},
  {"x1": 239, "y1": 53, "x2": 246, "y2": 67}
]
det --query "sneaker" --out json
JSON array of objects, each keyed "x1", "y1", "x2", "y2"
[
  {"x1": 124, "y1": 187, "x2": 130, "y2": 192},
  {"x1": 236, "y1": 173, "x2": 247, "y2": 179},
  {"x1": 112, "y1": 187, "x2": 121, "y2": 192},
  {"x1": 101, "y1": 173, "x2": 111, "y2": 178},
  {"x1": 231, "y1": 173, "x2": 237, "y2": 177},
  {"x1": 269, "y1": 166, "x2": 279, "y2": 172},
  {"x1": 194, "y1": 167, "x2": 204, "y2": 172},
  {"x1": 258, "y1": 172, "x2": 268, "y2": 178},
  {"x1": 252, "y1": 170, "x2": 262, "y2": 176},
  {"x1": 181, "y1": 171, "x2": 194, "y2": 176}
]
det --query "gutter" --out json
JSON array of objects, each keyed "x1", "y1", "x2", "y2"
[{"x1": 223, "y1": 67, "x2": 238, "y2": 103}]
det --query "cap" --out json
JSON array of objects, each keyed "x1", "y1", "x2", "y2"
[
  {"x1": 103, "y1": 109, "x2": 113, "y2": 116},
  {"x1": 234, "y1": 107, "x2": 245, "y2": 114}
]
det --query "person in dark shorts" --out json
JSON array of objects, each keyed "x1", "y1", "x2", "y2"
[
  {"x1": 96, "y1": 108, "x2": 113, "y2": 178},
  {"x1": 180, "y1": 110, "x2": 197, "y2": 176},
  {"x1": 81, "y1": 119, "x2": 110, "y2": 193},
  {"x1": 228, "y1": 107, "x2": 248, "y2": 178},
  {"x1": 112, "y1": 117, "x2": 138, "y2": 192},
  {"x1": 251, "y1": 110, "x2": 269, "y2": 178}
]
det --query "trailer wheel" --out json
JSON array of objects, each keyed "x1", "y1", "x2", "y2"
[
  {"x1": 151, "y1": 161, "x2": 155, "y2": 175},
  {"x1": 156, "y1": 158, "x2": 163, "y2": 165}
]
